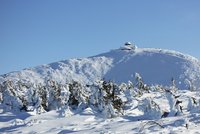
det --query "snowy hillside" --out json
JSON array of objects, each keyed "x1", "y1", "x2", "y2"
[
  {"x1": 1, "y1": 45, "x2": 200, "y2": 89},
  {"x1": 1, "y1": 45, "x2": 200, "y2": 133},
  {"x1": 96, "y1": 47, "x2": 200, "y2": 89}
]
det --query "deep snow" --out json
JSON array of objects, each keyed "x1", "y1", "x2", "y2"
[
  {"x1": 1, "y1": 46, "x2": 200, "y2": 133},
  {"x1": 1, "y1": 89, "x2": 200, "y2": 134}
]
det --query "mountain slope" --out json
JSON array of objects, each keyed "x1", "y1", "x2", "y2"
[
  {"x1": 1, "y1": 46, "x2": 200, "y2": 89},
  {"x1": 96, "y1": 48, "x2": 200, "y2": 89},
  {"x1": 1, "y1": 46, "x2": 200, "y2": 133}
]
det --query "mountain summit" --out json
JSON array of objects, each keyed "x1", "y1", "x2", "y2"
[
  {"x1": 1, "y1": 44, "x2": 200, "y2": 133},
  {"x1": 1, "y1": 44, "x2": 200, "y2": 89}
]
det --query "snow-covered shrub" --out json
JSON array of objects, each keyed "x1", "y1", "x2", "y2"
[
  {"x1": 138, "y1": 98, "x2": 163, "y2": 119},
  {"x1": 164, "y1": 86, "x2": 183, "y2": 116},
  {"x1": 89, "y1": 80, "x2": 124, "y2": 118},
  {"x1": 1, "y1": 80, "x2": 24, "y2": 112},
  {"x1": 187, "y1": 97, "x2": 200, "y2": 113},
  {"x1": 135, "y1": 73, "x2": 150, "y2": 95},
  {"x1": 0, "y1": 72, "x2": 198, "y2": 120}
]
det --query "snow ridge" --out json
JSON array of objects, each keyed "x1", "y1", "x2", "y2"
[{"x1": 1, "y1": 47, "x2": 200, "y2": 90}]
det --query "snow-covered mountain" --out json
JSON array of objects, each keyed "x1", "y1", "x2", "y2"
[
  {"x1": 1, "y1": 45, "x2": 200, "y2": 90},
  {"x1": 1, "y1": 45, "x2": 200, "y2": 133}
]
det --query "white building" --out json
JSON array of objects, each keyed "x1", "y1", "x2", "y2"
[{"x1": 121, "y1": 42, "x2": 137, "y2": 50}]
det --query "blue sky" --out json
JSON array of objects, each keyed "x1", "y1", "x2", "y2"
[{"x1": 1, "y1": 0, "x2": 200, "y2": 75}]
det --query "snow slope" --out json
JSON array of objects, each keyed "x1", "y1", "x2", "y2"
[
  {"x1": 1, "y1": 46, "x2": 200, "y2": 133},
  {"x1": 97, "y1": 48, "x2": 200, "y2": 89},
  {"x1": 1, "y1": 46, "x2": 200, "y2": 89}
]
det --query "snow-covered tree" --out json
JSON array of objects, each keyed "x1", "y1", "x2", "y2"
[
  {"x1": 89, "y1": 80, "x2": 124, "y2": 118},
  {"x1": 68, "y1": 81, "x2": 88, "y2": 110},
  {"x1": 1, "y1": 80, "x2": 23, "y2": 112},
  {"x1": 135, "y1": 73, "x2": 150, "y2": 96},
  {"x1": 138, "y1": 98, "x2": 163, "y2": 119},
  {"x1": 58, "y1": 84, "x2": 71, "y2": 117},
  {"x1": 165, "y1": 88, "x2": 183, "y2": 116},
  {"x1": 0, "y1": 72, "x2": 198, "y2": 120}
]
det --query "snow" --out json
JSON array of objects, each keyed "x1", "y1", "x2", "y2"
[
  {"x1": 97, "y1": 48, "x2": 200, "y2": 89},
  {"x1": 1, "y1": 46, "x2": 200, "y2": 133},
  {"x1": 1, "y1": 89, "x2": 200, "y2": 133},
  {"x1": 1, "y1": 47, "x2": 200, "y2": 89}
]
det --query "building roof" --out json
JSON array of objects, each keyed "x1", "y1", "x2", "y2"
[{"x1": 124, "y1": 42, "x2": 132, "y2": 46}]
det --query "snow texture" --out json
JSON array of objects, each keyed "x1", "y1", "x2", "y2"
[
  {"x1": 1, "y1": 46, "x2": 200, "y2": 133},
  {"x1": 1, "y1": 47, "x2": 200, "y2": 89}
]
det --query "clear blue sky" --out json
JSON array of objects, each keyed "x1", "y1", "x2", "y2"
[{"x1": 1, "y1": 0, "x2": 200, "y2": 75}]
